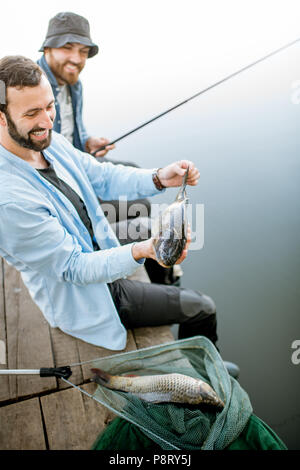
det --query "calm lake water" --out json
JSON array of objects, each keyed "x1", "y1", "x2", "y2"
[{"x1": 87, "y1": 44, "x2": 300, "y2": 448}]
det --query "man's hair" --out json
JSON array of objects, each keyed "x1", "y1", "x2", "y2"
[{"x1": 0, "y1": 56, "x2": 44, "y2": 113}]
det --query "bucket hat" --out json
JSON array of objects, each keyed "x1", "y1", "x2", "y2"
[{"x1": 39, "y1": 12, "x2": 99, "y2": 58}]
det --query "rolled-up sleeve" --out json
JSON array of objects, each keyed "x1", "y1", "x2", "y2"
[{"x1": 0, "y1": 202, "x2": 143, "y2": 285}]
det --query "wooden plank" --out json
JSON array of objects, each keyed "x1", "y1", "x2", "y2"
[
  {"x1": 41, "y1": 382, "x2": 114, "y2": 450},
  {"x1": 0, "y1": 397, "x2": 46, "y2": 450},
  {"x1": 133, "y1": 325, "x2": 174, "y2": 350},
  {"x1": 50, "y1": 327, "x2": 83, "y2": 389},
  {"x1": 4, "y1": 262, "x2": 56, "y2": 399},
  {"x1": 0, "y1": 258, "x2": 10, "y2": 402},
  {"x1": 50, "y1": 327, "x2": 137, "y2": 388},
  {"x1": 78, "y1": 329, "x2": 137, "y2": 382}
]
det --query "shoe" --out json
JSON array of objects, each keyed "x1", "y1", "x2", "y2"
[
  {"x1": 173, "y1": 265, "x2": 183, "y2": 278},
  {"x1": 223, "y1": 361, "x2": 240, "y2": 379},
  {"x1": 171, "y1": 277, "x2": 181, "y2": 287}
]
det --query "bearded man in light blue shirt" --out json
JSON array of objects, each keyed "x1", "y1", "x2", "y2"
[{"x1": 0, "y1": 56, "x2": 219, "y2": 353}]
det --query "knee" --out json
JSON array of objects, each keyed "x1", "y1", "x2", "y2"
[{"x1": 179, "y1": 289, "x2": 216, "y2": 318}]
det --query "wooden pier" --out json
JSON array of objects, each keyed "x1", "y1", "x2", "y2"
[{"x1": 0, "y1": 259, "x2": 174, "y2": 450}]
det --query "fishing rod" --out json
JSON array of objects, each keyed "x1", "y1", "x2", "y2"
[
  {"x1": 92, "y1": 36, "x2": 300, "y2": 156},
  {"x1": 0, "y1": 366, "x2": 72, "y2": 379}
]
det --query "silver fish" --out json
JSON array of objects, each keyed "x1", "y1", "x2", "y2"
[
  {"x1": 151, "y1": 167, "x2": 189, "y2": 268},
  {"x1": 91, "y1": 368, "x2": 224, "y2": 408}
]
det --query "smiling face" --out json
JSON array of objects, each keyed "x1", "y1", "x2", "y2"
[
  {"x1": 2, "y1": 74, "x2": 56, "y2": 152},
  {"x1": 44, "y1": 43, "x2": 90, "y2": 85}
]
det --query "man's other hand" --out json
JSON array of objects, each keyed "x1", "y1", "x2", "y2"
[
  {"x1": 85, "y1": 137, "x2": 115, "y2": 157},
  {"x1": 132, "y1": 225, "x2": 192, "y2": 265}
]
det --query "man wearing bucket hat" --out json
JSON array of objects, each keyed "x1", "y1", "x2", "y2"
[
  {"x1": 38, "y1": 12, "x2": 153, "y2": 175},
  {"x1": 37, "y1": 12, "x2": 111, "y2": 158}
]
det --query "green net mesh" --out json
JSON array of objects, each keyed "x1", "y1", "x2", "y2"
[{"x1": 90, "y1": 336, "x2": 253, "y2": 450}]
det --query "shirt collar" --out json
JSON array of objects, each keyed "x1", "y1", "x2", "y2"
[
  {"x1": 38, "y1": 54, "x2": 59, "y2": 88},
  {"x1": 0, "y1": 142, "x2": 55, "y2": 172}
]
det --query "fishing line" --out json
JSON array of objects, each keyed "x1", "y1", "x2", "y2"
[{"x1": 92, "y1": 36, "x2": 300, "y2": 155}]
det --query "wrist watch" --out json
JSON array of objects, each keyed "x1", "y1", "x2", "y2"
[{"x1": 152, "y1": 168, "x2": 165, "y2": 191}]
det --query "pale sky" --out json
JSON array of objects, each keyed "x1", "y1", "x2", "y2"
[{"x1": 1, "y1": 0, "x2": 299, "y2": 138}]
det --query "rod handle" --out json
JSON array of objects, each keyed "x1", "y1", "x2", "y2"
[
  {"x1": 91, "y1": 144, "x2": 109, "y2": 157},
  {"x1": 40, "y1": 366, "x2": 72, "y2": 379}
]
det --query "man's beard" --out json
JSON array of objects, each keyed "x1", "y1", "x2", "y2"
[
  {"x1": 6, "y1": 112, "x2": 52, "y2": 151},
  {"x1": 55, "y1": 65, "x2": 81, "y2": 86},
  {"x1": 50, "y1": 57, "x2": 83, "y2": 86}
]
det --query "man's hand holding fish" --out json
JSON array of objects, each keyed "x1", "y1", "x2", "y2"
[
  {"x1": 132, "y1": 160, "x2": 196, "y2": 267},
  {"x1": 132, "y1": 225, "x2": 191, "y2": 264}
]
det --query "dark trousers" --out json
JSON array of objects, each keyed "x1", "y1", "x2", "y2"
[{"x1": 107, "y1": 279, "x2": 218, "y2": 346}]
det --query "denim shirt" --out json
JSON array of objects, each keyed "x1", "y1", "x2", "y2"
[
  {"x1": 37, "y1": 55, "x2": 90, "y2": 152},
  {"x1": 0, "y1": 132, "x2": 164, "y2": 349}
]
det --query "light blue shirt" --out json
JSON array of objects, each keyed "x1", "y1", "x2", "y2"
[{"x1": 0, "y1": 132, "x2": 163, "y2": 349}]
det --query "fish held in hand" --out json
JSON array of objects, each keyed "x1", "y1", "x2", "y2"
[
  {"x1": 152, "y1": 167, "x2": 189, "y2": 267},
  {"x1": 91, "y1": 368, "x2": 224, "y2": 408}
]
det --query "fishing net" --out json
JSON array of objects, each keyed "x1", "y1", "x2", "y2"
[
  {"x1": 91, "y1": 414, "x2": 288, "y2": 451},
  {"x1": 90, "y1": 336, "x2": 253, "y2": 450}
]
